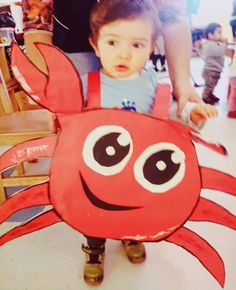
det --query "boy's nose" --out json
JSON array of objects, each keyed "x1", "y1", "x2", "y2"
[{"x1": 118, "y1": 46, "x2": 131, "y2": 59}]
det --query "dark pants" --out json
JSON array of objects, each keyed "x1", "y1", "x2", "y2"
[
  {"x1": 85, "y1": 235, "x2": 106, "y2": 248},
  {"x1": 202, "y1": 68, "x2": 221, "y2": 100},
  {"x1": 150, "y1": 53, "x2": 166, "y2": 69}
]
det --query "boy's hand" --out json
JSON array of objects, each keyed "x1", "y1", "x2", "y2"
[
  {"x1": 221, "y1": 37, "x2": 228, "y2": 44},
  {"x1": 190, "y1": 104, "x2": 218, "y2": 125}
]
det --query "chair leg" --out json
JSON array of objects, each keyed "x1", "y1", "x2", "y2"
[
  {"x1": 0, "y1": 173, "x2": 6, "y2": 204},
  {"x1": 16, "y1": 163, "x2": 25, "y2": 175}
]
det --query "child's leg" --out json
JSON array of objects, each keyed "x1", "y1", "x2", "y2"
[
  {"x1": 160, "y1": 55, "x2": 166, "y2": 71},
  {"x1": 82, "y1": 236, "x2": 106, "y2": 285},
  {"x1": 202, "y1": 69, "x2": 220, "y2": 104},
  {"x1": 228, "y1": 77, "x2": 236, "y2": 118},
  {"x1": 150, "y1": 53, "x2": 160, "y2": 71},
  {"x1": 86, "y1": 236, "x2": 106, "y2": 249},
  {"x1": 160, "y1": 55, "x2": 165, "y2": 66}
]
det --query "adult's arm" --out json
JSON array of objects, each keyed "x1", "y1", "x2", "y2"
[{"x1": 154, "y1": 0, "x2": 202, "y2": 115}]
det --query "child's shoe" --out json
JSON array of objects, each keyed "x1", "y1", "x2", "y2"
[
  {"x1": 122, "y1": 240, "x2": 146, "y2": 263},
  {"x1": 82, "y1": 243, "x2": 105, "y2": 286},
  {"x1": 203, "y1": 96, "x2": 216, "y2": 105},
  {"x1": 210, "y1": 93, "x2": 220, "y2": 102}
]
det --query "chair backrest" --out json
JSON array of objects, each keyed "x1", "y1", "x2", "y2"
[{"x1": 0, "y1": 67, "x2": 14, "y2": 115}]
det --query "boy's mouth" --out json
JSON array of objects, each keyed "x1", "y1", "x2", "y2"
[{"x1": 115, "y1": 65, "x2": 129, "y2": 72}]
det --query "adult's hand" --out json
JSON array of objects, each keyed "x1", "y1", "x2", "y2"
[{"x1": 172, "y1": 80, "x2": 202, "y2": 117}]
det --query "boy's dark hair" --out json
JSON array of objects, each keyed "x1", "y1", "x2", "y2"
[
  {"x1": 205, "y1": 22, "x2": 221, "y2": 39},
  {"x1": 90, "y1": 0, "x2": 159, "y2": 44}
]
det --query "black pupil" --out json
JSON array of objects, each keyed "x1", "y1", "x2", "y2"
[
  {"x1": 143, "y1": 150, "x2": 180, "y2": 185},
  {"x1": 93, "y1": 132, "x2": 130, "y2": 167}
]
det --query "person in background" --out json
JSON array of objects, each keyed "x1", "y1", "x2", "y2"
[
  {"x1": 21, "y1": 0, "x2": 53, "y2": 74},
  {"x1": 53, "y1": 0, "x2": 101, "y2": 75},
  {"x1": 81, "y1": 0, "x2": 218, "y2": 285},
  {"x1": 21, "y1": 0, "x2": 201, "y2": 114},
  {"x1": 228, "y1": 49, "x2": 236, "y2": 117},
  {"x1": 201, "y1": 22, "x2": 232, "y2": 105},
  {"x1": 229, "y1": 0, "x2": 236, "y2": 42},
  {"x1": 150, "y1": 33, "x2": 166, "y2": 72}
]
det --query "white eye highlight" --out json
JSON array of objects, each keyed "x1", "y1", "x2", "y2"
[
  {"x1": 83, "y1": 126, "x2": 133, "y2": 176},
  {"x1": 134, "y1": 143, "x2": 185, "y2": 193},
  {"x1": 117, "y1": 133, "x2": 130, "y2": 146},
  {"x1": 106, "y1": 146, "x2": 116, "y2": 156},
  {"x1": 156, "y1": 160, "x2": 167, "y2": 171}
]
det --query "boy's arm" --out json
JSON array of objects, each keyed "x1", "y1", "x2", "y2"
[{"x1": 225, "y1": 47, "x2": 234, "y2": 58}]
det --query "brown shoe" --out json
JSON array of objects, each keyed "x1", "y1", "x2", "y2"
[
  {"x1": 203, "y1": 96, "x2": 216, "y2": 105},
  {"x1": 122, "y1": 240, "x2": 146, "y2": 264},
  {"x1": 82, "y1": 244, "x2": 105, "y2": 286}
]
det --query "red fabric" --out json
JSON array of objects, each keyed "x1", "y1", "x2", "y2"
[
  {"x1": 87, "y1": 72, "x2": 101, "y2": 109},
  {"x1": 152, "y1": 83, "x2": 171, "y2": 119}
]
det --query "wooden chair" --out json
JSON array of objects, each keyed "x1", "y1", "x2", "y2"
[{"x1": 0, "y1": 45, "x2": 57, "y2": 204}]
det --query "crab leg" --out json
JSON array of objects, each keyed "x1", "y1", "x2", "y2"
[
  {"x1": 0, "y1": 209, "x2": 61, "y2": 246},
  {"x1": 166, "y1": 226, "x2": 225, "y2": 287},
  {"x1": 191, "y1": 135, "x2": 227, "y2": 155},
  {"x1": 200, "y1": 167, "x2": 236, "y2": 196},
  {"x1": 189, "y1": 197, "x2": 236, "y2": 230},
  {"x1": 0, "y1": 136, "x2": 57, "y2": 172},
  {"x1": 0, "y1": 183, "x2": 50, "y2": 223}
]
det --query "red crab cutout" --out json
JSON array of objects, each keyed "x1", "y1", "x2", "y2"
[{"x1": 0, "y1": 43, "x2": 236, "y2": 288}]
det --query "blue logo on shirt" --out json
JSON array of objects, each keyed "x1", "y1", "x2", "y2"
[{"x1": 121, "y1": 98, "x2": 137, "y2": 112}]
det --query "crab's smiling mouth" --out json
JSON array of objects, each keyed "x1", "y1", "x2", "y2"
[{"x1": 80, "y1": 173, "x2": 140, "y2": 211}]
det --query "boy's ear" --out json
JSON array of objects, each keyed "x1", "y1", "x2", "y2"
[
  {"x1": 89, "y1": 37, "x2": 100, "y2": 57},
  {"x1": 208, "y1": 33, "x2": 213, "y2": 39}
]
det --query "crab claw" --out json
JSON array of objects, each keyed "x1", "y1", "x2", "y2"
[{"x1": 11, "y1": 42, "x2": 83, "y2": 113}]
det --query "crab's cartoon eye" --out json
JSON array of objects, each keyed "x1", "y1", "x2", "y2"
[
  {"x1": 83, "y1": 126, "x2": 133, "y2": 175},
  {"x1": 134, "y1": 143, "x2": 185, "y2": 192}
]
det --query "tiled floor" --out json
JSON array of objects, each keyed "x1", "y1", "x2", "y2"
[{"x1": 0, "y1": 57, "x2": 236, "y2": 290}]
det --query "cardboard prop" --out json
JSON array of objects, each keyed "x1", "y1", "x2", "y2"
[{"x1": 0, "y1": 43, "x2": 236, "y2": 287}]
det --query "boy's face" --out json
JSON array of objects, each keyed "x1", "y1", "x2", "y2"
[
  {"x1": 90, "y1": 17, "x2": 154, "y2": 78},
  {"x1": 209, "y1": 27, "x2": 222, "y2": 41}
]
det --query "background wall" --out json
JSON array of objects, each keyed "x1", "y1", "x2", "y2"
[{"x1": 192, "y1": 0, "x2": 233, "y2": 40}]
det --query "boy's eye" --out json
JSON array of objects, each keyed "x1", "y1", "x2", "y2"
[
  {"x1": 107, "y1": 40, "x2": 116, "y2": 46},
  {"x1": 132, "y1": 42, "x2": 145, "y2": 49}
]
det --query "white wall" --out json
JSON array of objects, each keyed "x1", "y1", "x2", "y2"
[
  {"x1": 192, "y1": 0, "x2": 233, "y2": 40},
  {"x1": 0, "y1": 0, "x2": 19, "y2": 6}
]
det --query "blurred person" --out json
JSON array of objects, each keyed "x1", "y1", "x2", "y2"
[{"x1": 201, "y1": 22, "x2": 232, "y2": 105}]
